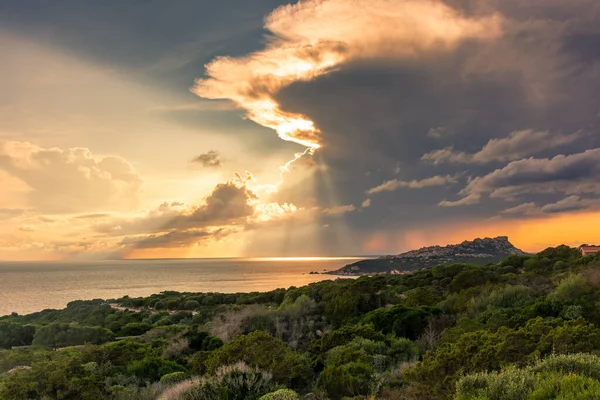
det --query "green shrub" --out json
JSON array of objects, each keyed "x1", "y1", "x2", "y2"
[
  {"x1": 120, "y1": 322, "x2": 152, "y2": 336},
  {"x1": 529, "y1": 372, "x2": 600, "y2": 399},
  {"x1": 32, "y1": 323, "x2": 114, "y2": 349},
  {"x1": 316, "y1": 324, "x2": 385, "y2": 353},
  {"x1": 548, "y1": 274, "x2": 589, "y2": 303},
  {"x1": 316, "y1": 361, "x2": 373, "y2": 400},
  {"x1": 127, "y1": 356, "x2": 187, "y2": 382},
  {"x1": 455, "y1": 353, "x2": 600, "y2": 400},
  {"x1": 258, "y1": 389, "x2": 300, "y2": 400},
  {"x1": 182, "y1": 300, "x2": 201, "y2": 310},
  {"x1": 531, "y1": 353, "x2": 600, "y2": 380},
  {"x1": 204, "y1": 331, "x2": 312, "y2": 391},
  {"x1": 182, "y1": 362, "x2": 276, "y2": 400},
  {"x1": 160, "y1": 371, "x2": 189, "y2": 385},
  {"x1": 455, "y1": 367, "x2": 537, "y2": 400},
  {"x1": 406, "y1": 318, "x2": 600, "y2": 398},
  {"x1": 467, "y1": 285, "x2": 533, "y2": 316},
  {"x1": 361, "y1": 305, "x2": 442, "y2": 340}
]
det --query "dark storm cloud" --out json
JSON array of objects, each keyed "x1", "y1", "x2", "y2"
[
  {"x1": 0, "y1": 0, "x2": 291, "y2": 85},
  {"x1": 266, "y1": 0, "x2": 600, "y2": 249},
  {"x1": 191, "y1": 150, "x2": 222, "y2": 168}
]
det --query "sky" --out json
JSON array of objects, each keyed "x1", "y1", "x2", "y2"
[{"x1": 0, "y1": 0, "x2": 599, "y2": 260}]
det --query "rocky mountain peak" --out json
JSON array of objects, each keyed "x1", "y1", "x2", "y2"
[
  {"x1": 329, "y1": 236, "x2": 526, "y2": 276},
  {"x1": 392, "y1": 236, "x2": 525, "y2": 259}
]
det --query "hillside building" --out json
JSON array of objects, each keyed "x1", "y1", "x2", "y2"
[{"x1": 579, "y1": 245, "x2": 600, "y2": 257}]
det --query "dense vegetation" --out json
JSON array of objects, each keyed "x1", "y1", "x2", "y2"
[{"x1": 1, "y1": 245, "x2": 600, "y2": 399}]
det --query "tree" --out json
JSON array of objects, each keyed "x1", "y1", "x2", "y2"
[
  {"x1": 32, "y1": 323, "x2": 114, "y2": 349},
  {"x1": 0, "y1": 322, "x2": 35, "y2": 349},
  {"x1": 182, "y1": 300, "x2": 201, "y2": 310}
]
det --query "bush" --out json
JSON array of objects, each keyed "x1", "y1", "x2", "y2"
[
  {"x1": 204, "y1": 331, "x2": 312, "y2": 391},
  {"x1": 405, "y1": 318, "x2": 600, "y2": 398},
  {"x1": 455, "y1": 353, "x2": 600, "y2": 400},
  {"x1": 316, "y1": 361, "x2": 373, "y2": 400},
  {"x1": 548, "y1": 274, "x2": 589, "y2": 303},
  {"x1": 316, "y1": 324, "x2": 385, "y2": 353},
  {"x1": 120, "y1": 322, "x2": 152, "y2": 336},
  {"x1": 182, "y1": 300, "x2": 201, "y2": 310},
  {"x1": 455, "y1": 367, "x2": 537, "y2": 400},
  {"x1": 160, "y1": 371, "x2": 189, "y2": 385},
  {"x1": 127, "y1": 356, "x2": 187, "y2": 382},
  {"x1": 258, "y1": 389, "x2": 300, "y2": 400},
  {"x1": 361, "y1": 305, "x2": 442, "y2": 340},
  {"x1": 531, "y1": 353, "x2": 600, "y2": 380},
  {"x1": 467, "y1": 285, "x2": 533, "y2": 316},
  {"x1": 181, "y1": 362, "x2": 276, "y2": 400}
]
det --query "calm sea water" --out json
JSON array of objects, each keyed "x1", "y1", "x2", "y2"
[{"x1": 0, "y1": 258, "x2": 361, "y2": 316}]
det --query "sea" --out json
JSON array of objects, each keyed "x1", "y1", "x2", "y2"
[{"x1": 0, "y1": 257, "x2": 362, "y2": 316}]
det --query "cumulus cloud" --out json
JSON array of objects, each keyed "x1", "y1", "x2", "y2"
[
  {"x1": 442, "y1": 148, "x2": 600, "y2": 206},
  {"x1": 192, "y1": 0, "x2": 502, "y2": 149},
  {"x1": 0, "y1": 141, "x2": 142, "y2": 213},
  {"x1": 191, "y1": 150, "x2": 222, "y2": 168},
  {"x1": 96, "y1": 173, "x2": 307, "y2": 252},
  {"x1": 367, "y1": 175, "x2": 458, "y2": 194},
  {"x1": 96, "y1": 179, "x2": 258, "y2": 236},
  {"x1": 422, "y1": 130, "x2": 582, "y2": 164}
]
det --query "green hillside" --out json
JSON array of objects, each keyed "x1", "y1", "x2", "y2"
[{"x1": 1, "y1": 244, "x2": 600, "y2": 399}]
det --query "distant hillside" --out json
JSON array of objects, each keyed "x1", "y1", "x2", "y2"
[{"x1": 329, "y1": 236, "x2": 526, "y2": 275}]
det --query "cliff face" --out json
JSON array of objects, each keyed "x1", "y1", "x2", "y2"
[{"x1": 331, "y1": 236, "x2": 526, "y2": 275}]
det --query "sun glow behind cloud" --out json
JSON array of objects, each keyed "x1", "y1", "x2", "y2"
[{"x1": 193, "y1": 0, "x2": 502, "y2": 150}]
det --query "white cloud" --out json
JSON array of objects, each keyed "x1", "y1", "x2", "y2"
[{"x1": 0, "y1": 141, "x2": 142, "y2": 213}]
